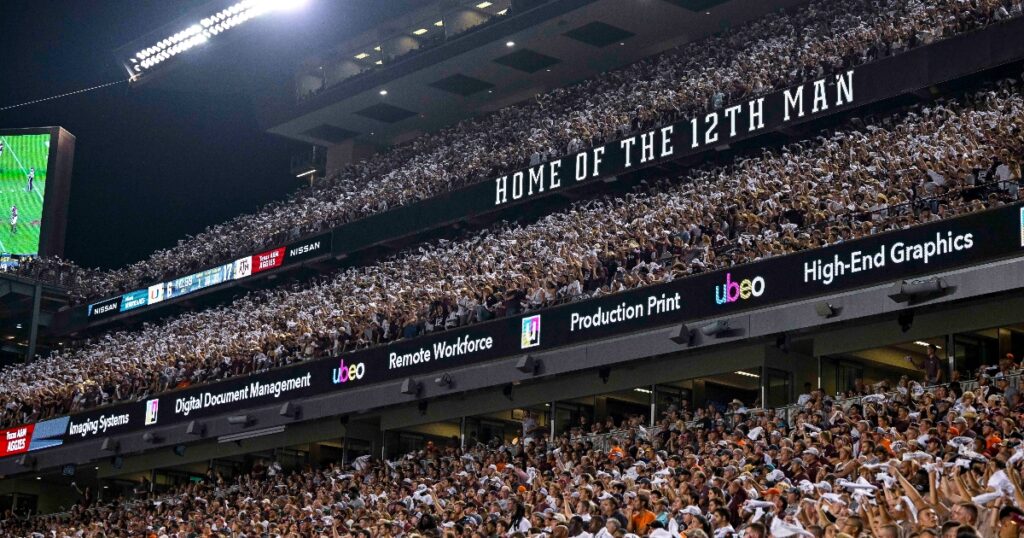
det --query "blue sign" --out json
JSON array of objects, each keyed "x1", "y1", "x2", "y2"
[{"x1": 120, "y1": 290, "x2": 149, "y2": 312}]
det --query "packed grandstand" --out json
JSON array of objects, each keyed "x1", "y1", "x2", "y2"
[
  {"x1": 3, "y1": 366, "x2": 1023, "y2": 537},
  {"x1": 2, "y1": 0, "x2": 1024, "y2": 537},
  {"x1": 12, "y1": 0, "x2": 1023, "y2": 303}
]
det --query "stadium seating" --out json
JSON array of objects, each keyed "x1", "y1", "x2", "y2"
[
  {"x1": 3, "y1": 364, "x2": 1021, "y2": 537},
  {"x1": 12, "y1": 0, "x2": 1022, "y2": 304},
  {"x1": 0, "y1": 78, "x2": 1020, "y2": 431},
  {"x1": 4, "y1": 3, "x2": 1024, "y2": 537}
]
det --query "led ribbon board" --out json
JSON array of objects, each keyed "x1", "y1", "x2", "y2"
[{"x1": 23, "y1": 202, "x2": 1024, "y2": 457}]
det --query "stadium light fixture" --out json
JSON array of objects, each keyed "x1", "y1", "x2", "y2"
[
  {"x1": 413, "y1": 28, "x2": 429, "y2": 35},
  {"x1": 700, "y1": 320, "x2": 730, "y2": 337},
  {"x1": 434, "y1": 20, "x2": 444, "y2": 27},
  {"x1": 670, "y1": 324, "x2": 695, "y2": 346},
  {"x1": 185, "y1": 420, "x2": 207, "y2": 436},
  {"x1": 99, "y1": 438, "x2": 120, "y2": 453},
  {"x1": 354, "y1": 52, "x2": 370, "y2": 59},
  {"x1": 375, "y1": 60, "x2": 383, "y2": 65},
  {"x1": 227, "y1": 415, "x2": 254, "y2": 427},
  {"x1": 505, "y1": 41, "x2": 515, "y2": 47},
  {"x1": 400, "y1": 378, "x2": 422, "y2": 396},
  {"x1": 497, "y1": 8, "x2": 508, "y2": 15},
  {"x1": 515, "y1": 355, "x2": 540, "y2": 375},
  {"x1": 279, "y1": 401, "x2": 301, "y2": 418},
  {"x1": 131, "y1": 0, "x2": 309, "y2": 75},
  {"x1": 379, "y1": 89, "x2": 388, "y2": 96},
  {"x1": 476, "y1": 1, "x2": 493, "y2": 8},
  {"x1": 888, "y1": 277, "x2": 948, "y2": 304},
  {"x1": 814, "y1": 302, "x2": 840, "y2": 318}
]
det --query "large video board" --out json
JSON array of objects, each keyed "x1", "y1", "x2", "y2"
[{"x1": 0, "y1": 128, "x2": 75, "y2": 269}]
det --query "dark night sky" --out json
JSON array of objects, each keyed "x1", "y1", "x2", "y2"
[{"x1": 0, "y1": 0, "x2": 421, "y2": 270}]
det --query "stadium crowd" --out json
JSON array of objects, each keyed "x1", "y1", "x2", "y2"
[
  {"x1": 0, "y1": 76, "x2": 1021, "y2": 430},
  {"x1": 11, "y1": 0, "x2": 1023, "y2": 303},
  {"x1": 4, "y1": 360, "x2": 1023, "y2": 537}
]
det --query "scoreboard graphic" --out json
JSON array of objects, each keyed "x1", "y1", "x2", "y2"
[
  {"x1": 0, "y1": 127, "x2": 75, "y2": 269},
  {"x1": 0, "y1": 134, "x2": 50, "y2": 261}
]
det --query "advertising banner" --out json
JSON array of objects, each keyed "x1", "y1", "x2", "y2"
[
  {"x1": 88, "y1": 234, "x2": 331, "y2": 319},
  {"x1": 251, "y1": 247, "x2": 285, "y2": 274},
  {"x1": 86, "y1": 296, "x2": 121, "y2": 317},
  {"x1": 0, "y1": 424, "x2": 33, "y2": 458},
  {"x1": 15, "y1": 203, "x2": 1024, "y2": 459},
  {"x1": 285, "y1": 233, "x2": 331, "y2": 264},
  {"x1": 120, "y1": 290, "x2": 149, "y2": 312}
]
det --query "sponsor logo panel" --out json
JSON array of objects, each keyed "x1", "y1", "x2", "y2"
[
  {"x1": 145, "y1": 399, "x2": 160, "y2": 426},
  {"x1": 0, "y1": 424, "x2": 34, "y2": 458},
  {"x1": 120, "y1": 290, "x2": 149, "y2": 312},
  {"x1": 148, "y1": 283, "x2": 166, "y2": 304},
  {"x1": 521, "y1": 315, "x2": 541, "y2": 349},
  {"x1": 87, "y1": 296, "x2": 122, "y2": 317},
  {"x1": 332, "y1": 359, "x2": 366, "y2": 385},
  {"x1": 233, "y1": 255, "x2": 253, "y2": 279},
  {"x1": 714, "y1": 273, "x2": 766, "y2": 305},
  {"x1": 252, "y1": 247, "x2": 285, "y2": 274}
]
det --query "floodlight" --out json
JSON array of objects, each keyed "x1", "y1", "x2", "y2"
[
  {"x1": 506, "y1": 41, "x2": 515, "y2": 47},
  {"x1": 476, "y1": 2, "x2": 493, "y2": 8},
  {"x1": 413, "y1": 28, "x2": 428, "y2": 36},
  {"x1": 355, "y1": 52, "x2": 369, "y2": 59},
  {"x1": 273, "y1": 0, "x2": 309, "y2": 11},
  {"x1": 434, "y1": 20, "x2": 444, "y2": 27},
  {"x1": 128, "y1": 0, "x2": 310, "y2": 77}
]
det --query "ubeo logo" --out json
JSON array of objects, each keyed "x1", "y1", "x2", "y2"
[
  {"x1": 714, "y1": 273, "x2": 766, "y2": 305},
  {"x1": 332, "y1": 359, "x2": 366, "y2": 385}
]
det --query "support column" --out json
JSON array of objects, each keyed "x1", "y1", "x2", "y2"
[
  {"x1": 549, "y1": 402, "x2": 555, "y2": 439},
  {"x1": 649, "y1": 385, "x2": 656, "y2": 426},
  {"x1": 25, "y1": 282, "x2": 42, "y2": 363},
  {"x1": 946, "y1": 332, "x2": 956, "y2": 379}
]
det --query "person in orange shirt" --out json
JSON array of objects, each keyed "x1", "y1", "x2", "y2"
[
  {"x1": 982, "y1": 420, "x2": 1002, "y2": 455},
  {"x1": 627, "y1": 493, "x2": 657, "y2": 535},
  {"x1": 608, "y1": 438, "x2": 625, "y2": 461}
]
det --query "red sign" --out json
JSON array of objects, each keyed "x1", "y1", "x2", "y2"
[
  {"x1": 0, "y1": 424, "x2": 34, "y2": 458},
  {"x1": 251, "y1": 247, "x2": 285, "y2": 274}
]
